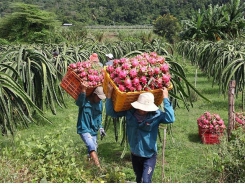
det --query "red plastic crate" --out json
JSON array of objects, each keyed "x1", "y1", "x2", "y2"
[
  {"x1": 198, "y1": 126, "x2": 224, "y2": 135},
  {"x1": 60, "y1": 68, "x2": 97, "y2": 100},
  {"x1": 198, "y1": 126, "x2": 223, "y2": 144},
  {"x1": 201, "y1": 132, "x2": 220, "y2": 144}
]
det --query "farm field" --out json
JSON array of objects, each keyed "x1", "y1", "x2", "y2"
[
  {"x1": 0, "y1": 54, "x2": 242, "y2": 183},
  {"x1": 1, "y1": 0, "x2": 245, "y2": 182}
]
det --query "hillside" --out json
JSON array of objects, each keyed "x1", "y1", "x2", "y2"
[{"x1": 0, "y1": 0, "x2": 230, "y2": 25}]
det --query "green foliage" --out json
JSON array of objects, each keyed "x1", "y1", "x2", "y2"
[
  {"x1": 153, "y1": 14, "x2": 181, "y2": 44},
  {"x1": 0, "y1": 53, "x2": 244, "y2": 182},
  {"x1": 210, "y1": 128, "x2": 245, "y2": 182},
  {"x1": 59, "y1": 23, "x2": 88, "y2": 45},
  {"x1": 0, "y1": 3, "x2": 61, "y2": 43},
  {"x1": 0, "y1": 1, "x2": 237, "y2": 44},
  {"x1": 0, "y1": 66, "x2": 51, "y2": 136},
  {"x1": 180, "y1": 0, "x2": 245, "y2": 41},
  {"x1": 117, "y1": 30, "x2": 156, "y2": 43},
  {"x1": 0, "y1": 0, "x2": 230, "y2": 26},
  {"x1": 176, "y1": 40, "x2": 245, "y2": 96},
  {"x1": 0, "y1": 46, "x2": 65, "y2": 115},
  {"x1": 0, "y1": 38, "x2": 9, "y2": 45},
  {"x1": 0, "y1": 40, "x2": 210, "y2": 149},
  {"x1": 104, "y1": 166, "x2": 126, "y2": 182},
  {"x1": 0, "y1": 124, "x2": 128, "y2": 182},
  {"x1": 222, "y1": 0, "x2": 245, "y2": 38},
  {"x1": 189, "y1": 89, "x2": 199, "y2": 102}
]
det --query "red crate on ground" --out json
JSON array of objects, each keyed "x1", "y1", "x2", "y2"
[
  {"x1": 198, "y1": 125, "x2": 223, "y2": 144},
  {"x1": 60, "y1": 68, "x2": 97, "y2": 100},
  {"x1": 201, "y1": 132, "x2": 220, "y2": 144}
]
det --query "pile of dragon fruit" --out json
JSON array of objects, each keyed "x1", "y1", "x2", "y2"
[
  {"x1": 197, "y1": 112, "x2": 226, "y2": 131},
  {"x1": 68, "y1": 61, "x2": 104, "y2": 87},
  {"x1": 106, "y1": 52, "x2": 171, "y2": 92},
  {"x1": 235, "y1": 112, "x2": 245, "y2": 126}
]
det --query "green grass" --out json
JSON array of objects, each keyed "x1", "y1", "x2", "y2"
[{"x1": 0, "y1": 57, "x2": 243, "y2": 182}]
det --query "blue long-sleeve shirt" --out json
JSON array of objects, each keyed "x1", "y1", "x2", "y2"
[
  {"x1": 76, "y1": 93, "x2": 103, "y2": 136},
  {"x1": 106, "y1": 98, "x2": 175, "y2": 158}
]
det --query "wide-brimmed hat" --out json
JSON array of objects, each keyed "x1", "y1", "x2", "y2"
[
  {"x1": 131, "y1": 92, "x2": 158, "y2": 112},
  {"x1": 90, "y1": 53, "x2": 99, "y2": 62},
  {"x1": 105, "y1": 53, "x2": 114, "y2": 59},
  {"x1": 93, "y1": 86, "x2": 106, "y2": 100}
]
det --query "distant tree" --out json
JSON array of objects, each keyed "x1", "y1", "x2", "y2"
[
  {"x1": 0, "y1": 3, "x2": 61, "y2": 43},
  {"x1": 153, "y1": 14, "x2": 181, "y2": 44}
]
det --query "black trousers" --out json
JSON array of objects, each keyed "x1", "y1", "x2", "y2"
[{"x1": 131, "y1": 153, "x2": 157, "y2": 183}]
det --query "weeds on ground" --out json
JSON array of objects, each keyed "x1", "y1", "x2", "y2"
[{"x1": 208, "y1": 128, "x2": 245, "y2": 183}]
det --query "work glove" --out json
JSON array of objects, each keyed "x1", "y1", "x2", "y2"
[{"x1": 99, "y1": 128, "x2": 106, "y2": 138}]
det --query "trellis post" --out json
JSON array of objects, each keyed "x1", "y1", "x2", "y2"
[
  {"x1": 228, "y1": 80, "x2": 236, "y2": 139},
  {"x1": 161, "y1": 128, "x2": 167, "y2": 182}
]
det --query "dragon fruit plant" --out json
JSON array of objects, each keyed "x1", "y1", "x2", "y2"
[
  {"x1": 197, "y1": 112, "x2": 226, "y2": 131},
  {"x1": 68, "y1": 60, "x2": 104, "y2": 87},
  {"x1": 106, "y1": 52, "x2": 172, "y2": 92}
]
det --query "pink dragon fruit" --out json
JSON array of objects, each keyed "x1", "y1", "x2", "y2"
[
  {"x1": 68, "y1": 60, "x2": 104, "y2": 87},
  {"x1": 197, "y1": 112, "x2": 226, "y2": 131},
  {"x1": 105, "y1": 52, "x2": 172, "y2": 92}
]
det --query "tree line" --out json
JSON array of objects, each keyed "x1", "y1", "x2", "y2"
[
  {"x1": 0, "y1": 0, "x2": 244, "y2": 44},
  {"x1": 0, "y1": 0, "x2": 230, "y2": 25}
]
